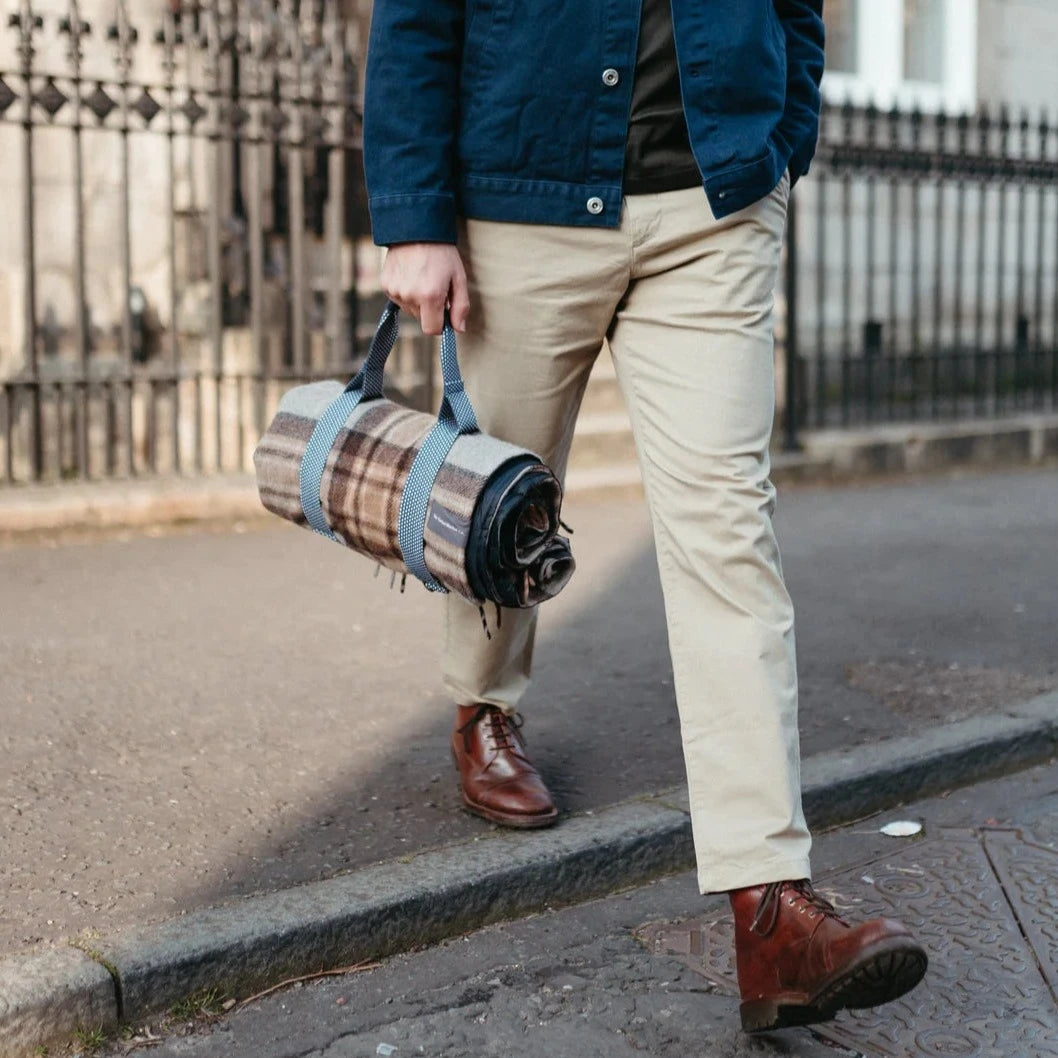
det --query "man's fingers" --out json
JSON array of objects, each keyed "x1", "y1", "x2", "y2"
[
  {"x1": 448, "y1": 267, "x2": 471, "y2": 333},
  {"x1": 385, "y1": 292, "x2": 417, "y2": 321},
  {"x1": 419, "y1": 295, "x2": 446, "y2": 336},
  {"x1": 380, "y1": 243, "x2": 468, "y2": 335}
]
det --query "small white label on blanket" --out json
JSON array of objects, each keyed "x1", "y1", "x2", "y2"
[{"x1": 427, "y1": 502, "x2": 471, "y2": 548}]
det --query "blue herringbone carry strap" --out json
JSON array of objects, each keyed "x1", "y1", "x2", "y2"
[
  {"x1": 297, "y1": 301, "x2": 480, "y2": 594},
  {"x1": 396, "y1": 315, "x2": 479, "y2": 592},
  {"x1": 298, "y1": 301, "x2": 400, "y2": 540}
]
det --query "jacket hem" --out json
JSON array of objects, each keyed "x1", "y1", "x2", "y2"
[
  {"x1": 370, "y1": 136, "x2": 800, "y2": 241},
  {"x1": 703, "y1": 138, "x2": 792, "y2": 219},
  {"x1": 457, "y1": 137, "x2": 792, "y2": 229},
  {"x1": 459, "y1": 177, "x2": 624, "y2": 230}
]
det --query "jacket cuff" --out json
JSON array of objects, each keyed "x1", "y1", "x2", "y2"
[{"x1": 369, "y1": 192, "x2": 459, "y2": 247}]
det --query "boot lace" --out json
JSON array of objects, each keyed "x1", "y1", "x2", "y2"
[
  {"x1": 749, "y1": 879, "x2": 845, "y2": 937},
  {"x1": 458, "y1": 705, "x2": 525, "y2": 755}
]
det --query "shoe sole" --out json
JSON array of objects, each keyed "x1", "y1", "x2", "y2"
[
  {"x1": 459, "y1": 792, "x2": 559, "y2": 829},
  {"x1": 450, "y1": 746, "x2": 559, "y2": 829},
  {"x1": 740, "y1": 938, "x2": 928, "y2": 1033}
]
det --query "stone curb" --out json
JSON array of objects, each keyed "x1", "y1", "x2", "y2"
[
  {"x1": 2, "y1": 413, "x2": 1057, "y2": 534},
  {"x1": 0, "y1": 474, "x2": 263, "y2": 534},
  {"x1": 3, "y1": 690, "x2": 1057, "y2": 1055},
  {"x1": 0, "y1": 948, "x2": 117, "y2": 1055},
  {"x1": 798, "y1": 412, "x2": 1058, "y2": 480}
]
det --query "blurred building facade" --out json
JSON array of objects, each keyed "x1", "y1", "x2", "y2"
[
  {"x1": 784, "y1": 0, "x2": 1058, "y2": 433},
  {"x1": 823, "y1": 0, "x2": 1058, "y2": 114}
]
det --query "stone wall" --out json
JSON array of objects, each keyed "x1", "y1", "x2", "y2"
[{"x1": 977, "y1": 0, "x2": 1058, "y2": 112}]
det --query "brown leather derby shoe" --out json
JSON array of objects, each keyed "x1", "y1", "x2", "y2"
[
  {"x1": 451, "y1": 704, "x2": 558, "y2": 828},
  {"x1": 730, "y1": 878, "x2": 927, "y2": 1032}
]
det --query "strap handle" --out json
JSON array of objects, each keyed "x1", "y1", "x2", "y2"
[
  {"x1": 397, "y1": 316, "x2": 479, "y2": 591},
  {"x1": 297, "y1": 303, "x2": 479, "y2": 595},
  {"x1": 298, "y1": 300, "x2": 402, "y2": 540}
]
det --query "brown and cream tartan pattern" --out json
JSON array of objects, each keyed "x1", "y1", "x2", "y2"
[{"x1": 253, "y1": 380, "x2": 543, "y2": 602}]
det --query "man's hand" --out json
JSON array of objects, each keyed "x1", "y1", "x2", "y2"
[{"x1": 381, "y1": 243, "x2": 470, "y2": 336}]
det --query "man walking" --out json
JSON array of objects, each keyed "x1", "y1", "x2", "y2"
[{"x1": 362, "y1": 0, "x2": 927, "y2": 1032}]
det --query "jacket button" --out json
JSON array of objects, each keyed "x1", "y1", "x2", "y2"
[
  {"x1": 586, "y1": 197, "x2": 604, "y2": 215},
  {"x1": 602, "y1": 68, "x2": 620, "y2": 87}
]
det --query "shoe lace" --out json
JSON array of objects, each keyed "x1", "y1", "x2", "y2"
[
  {"x1": 749, "y1": 879, "x2": 844, "y2": 937},
  {"x1": 458, "y1": 705, "x2": 525, "y2": 755}
]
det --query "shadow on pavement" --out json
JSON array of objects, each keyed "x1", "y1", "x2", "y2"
[
  {"x1": 3, "y1": 468, "x2": 1056, "y2": 954},
  {"x1": 177, "y1": 468, "x2": 1058, "y2": 929}
]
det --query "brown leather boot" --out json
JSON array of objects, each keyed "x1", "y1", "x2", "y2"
[
  {"x1": 451, "y1": 704, "x2": 558, "y2": 828},
  {"x1": 730, "y1": 879, "x2": 927, "y2": 1032}
]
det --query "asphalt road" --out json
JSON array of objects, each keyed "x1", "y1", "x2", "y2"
[
  {"x1": 2, "y1": 465, "x2": 1056, "y2": 955},
  {"x1": 101, "y1": 756, "x2": 1058, "y2": 1057}
]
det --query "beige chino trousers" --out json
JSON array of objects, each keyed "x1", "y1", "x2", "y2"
[{"x1": 439, "y1": 172, "x2": 812, "y2": 894}]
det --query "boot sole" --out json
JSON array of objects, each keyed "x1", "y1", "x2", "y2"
[
  {"x1": 459, "y1": 792, "x2": 559, "y2": 829},
  {"x1": 740, "y1": 938, "x2": 928, "y2": 1033},
  {"x1": 450, "y1": 746, "x2": 559, "y2": 829}
]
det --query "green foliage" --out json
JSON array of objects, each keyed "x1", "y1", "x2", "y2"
[
  {"x1": 168, "y1": 986, "x2": 227, "y2": 1020},
  {"x1": 73, "y1": 1024, "x2": 108, "y2": 1053}
]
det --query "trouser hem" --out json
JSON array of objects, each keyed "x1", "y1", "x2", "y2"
[
  {"x1": 451, "y1": 695, "x2": 521, "y2": 717},
  {"x1": 698, "y1": 855, "x2": 813, "y2": 896}
]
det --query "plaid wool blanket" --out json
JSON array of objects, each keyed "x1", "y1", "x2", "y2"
[{"x1": 253, "y1": 380, "x2": 575, "y2": 607}]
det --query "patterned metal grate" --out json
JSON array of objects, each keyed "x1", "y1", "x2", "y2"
[{"x1": 637, "y1": 828, "x2": 1058, "y2": 1057}]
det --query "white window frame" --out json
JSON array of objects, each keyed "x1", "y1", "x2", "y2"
[{"x1": 822, "y1": 0, "x2": 977, "y2": 114}]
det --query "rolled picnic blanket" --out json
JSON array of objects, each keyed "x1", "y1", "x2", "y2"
[{"x1": 253, "y1": 303, "x2": 575, "y2": 608}]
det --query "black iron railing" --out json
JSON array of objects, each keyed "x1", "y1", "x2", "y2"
[
  {"x1": 0, "y1": 0, "x2": 429, "y2": 487},
  {"x1": 783, "y1": 101, "x2": 1058, "y2": 448},
  {"x1": 3, "y1": 32, "x2": 1057, "y2": 485}
]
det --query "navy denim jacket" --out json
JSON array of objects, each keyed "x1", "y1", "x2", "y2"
[{"x1": 363, "y1": 0, "x2": 824, "y2": 247}]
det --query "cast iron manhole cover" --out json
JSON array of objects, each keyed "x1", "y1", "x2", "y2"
[{"x1": 637, "y1": 828, "x2": 1058, "y2": 1057}]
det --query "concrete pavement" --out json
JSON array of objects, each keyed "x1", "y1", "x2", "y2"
[
  {"x1": 1, "y1": 465, "x2": 1056, "y2": 960},
  {"x1": 98, "y1": 757, "x2": 1058, "y2": 1057}
]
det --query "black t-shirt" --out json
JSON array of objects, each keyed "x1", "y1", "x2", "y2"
[{"x1": 623, "y1": 0, "x2": 701, "y2": 195}]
